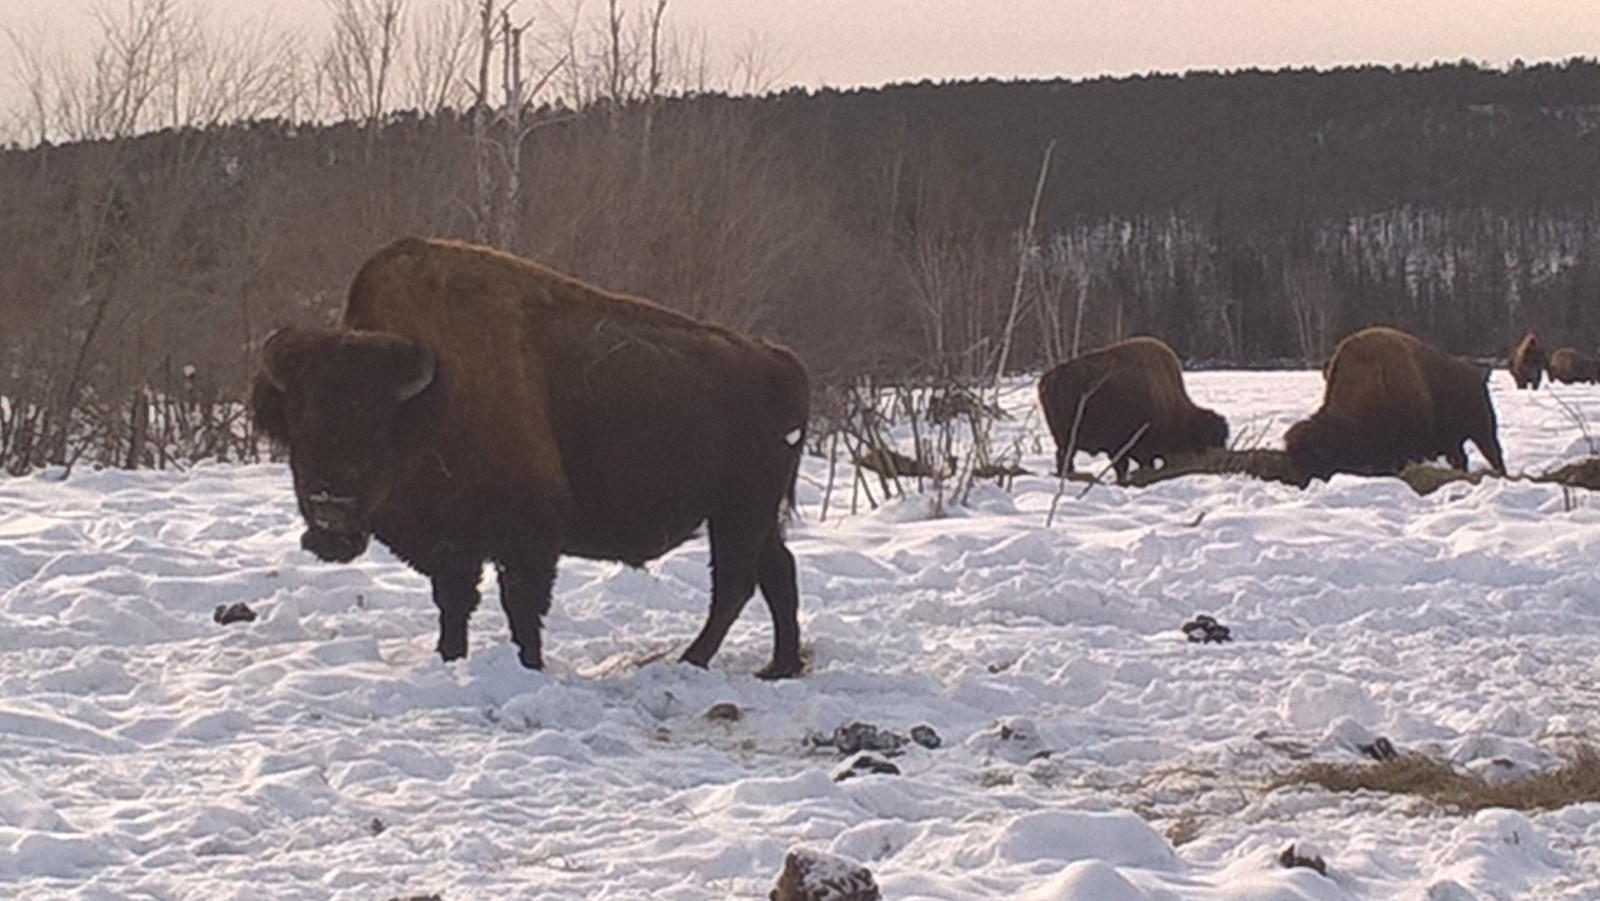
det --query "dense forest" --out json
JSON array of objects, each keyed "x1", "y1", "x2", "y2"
[{"x1": 3, "y1": 16, "x2": 1600, "y2": 472}]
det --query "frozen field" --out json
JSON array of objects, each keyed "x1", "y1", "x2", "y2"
[{"x1": 4, "y1": 369, "x2": 1600, "y2": 899}]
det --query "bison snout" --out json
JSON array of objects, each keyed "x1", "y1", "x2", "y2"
[
  {"x1": 301, "y1": 527, "x2": 370, "y2": 562},
  {"x1": 303, "y1": 490, "x2": 361, "y2": 532}
]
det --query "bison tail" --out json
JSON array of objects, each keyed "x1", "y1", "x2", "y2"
[{"x1": 778, "y1": 428, "x2": 806, "y2": 533}]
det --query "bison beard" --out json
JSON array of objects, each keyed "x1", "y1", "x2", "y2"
[{"x1": 251, "y1": 237, "x2": 810, "y2": 679}]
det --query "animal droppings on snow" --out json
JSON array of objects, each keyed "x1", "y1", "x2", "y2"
[
  {"x1": 829, "y1": 721, "x2": 909, "y2": 756},
  {"x1": 833, "y1": 754, "x2": 902, "y2": 782},
  {"x1": 212, "y1": 601, "x2": 258, "y2": 625},
  {"x1": 1278, "y1": 843, "x2": 1329, "y2": 876},
  {"x1": 705, "y1": 702, "x2": 742, "y2": 722},
  {"x1": 1181, "y1": 613, "x2": 1233, "y2": 643},
  {"x1": 769, "y1": 848, "x2": 881, "y2": 901}
]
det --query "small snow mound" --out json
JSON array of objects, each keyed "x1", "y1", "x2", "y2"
[
  {"x1": 1437, "y1": 808, "x2": 1559, "y2": 893},
  {"x1": 993, "y1": 809, "x2": 1174, "y2": 869},
  {"x1": 1282, "y1": 672, "x2": 1381, "y2": 732},
  {"x1": 870, "y1": 494, "x2": 942, "y2": 522},
  {"x1": 691, "y1": 770, "x2": 842, "y2": 816},
  {"x1": 1316, "y1": 716, "x2": 1379, "y2": 756},
  {"x1": 965, "y1": 716, "x2": 1048, "y2": 764},
  {"x1": 961, "y1": 482, "x2": 1019, "y2": 515},
  {"x1": 9, "y1": 831, "x2": 125, "y2": 877},
  {"x1": 1021, "y1": 859, "x2": 1151, "y2": 901},
  {"x1": 1422, "y1": 878, "x2": 1477, "y2": 900}
]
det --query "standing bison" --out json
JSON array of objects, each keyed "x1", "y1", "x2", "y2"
[
  {"x1": 1509, "y1": 331, "x2": 1547, "y2": 390},
  {"x1": 1546, "y1": 347, "x2": 1600, "y2": 384},
  {"x1": 1284, "y1": 326, "x2": 1506, "y2": 484},
  {"x1": 1038, "y1": 337, "x2": 1229, "y2": 484},
  {"x1": 251, "y1": 238, "x2": 811, "y2": 678}
]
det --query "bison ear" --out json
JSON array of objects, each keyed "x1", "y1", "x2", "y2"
[{"x1": 250, "y1": 329, "x2": 307, "y2": 444}]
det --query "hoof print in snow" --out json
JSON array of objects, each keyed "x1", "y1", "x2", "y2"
[
  {"x1": 1279, "y1": 844, "x2": 1328, "y2": 876},
  {"x1": 833, "y1": 754, "x2": 901, "y2": 782},
  {"x1": 212, "y1": 602, "x2": 258, "y2": 625},
  {"x1": 705, "y1": 702, "x2": 742, "y2": 722},
  {"x1": 1182, "y1": 614, "x2": 1232, "y2": 643},
  {"x1": 1359, "y1": 736, "x2": 1399, "y2": 761},
  {"x1": 910, "y1": 724, "x2": 942, "y2": 749},
  {"x1": 368, "y1": 817, "x2": 387, "y2": 836},
  {"x1": 832, "y1": 721, "x2": 909, "y2": 756},
  {"x1": 770, "y1": 848, "x2": 882, "y2": 901}
]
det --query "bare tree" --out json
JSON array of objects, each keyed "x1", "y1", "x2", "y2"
[
  {"x1": 1284, "y1": 257, "x2": 1337, "y2": 366},
  {"x1": 402, "y1": 0, "x2": 475, "y2": 112},
  {"x1": 322, "y1": 0, "x2": 405, "y2": 149}
]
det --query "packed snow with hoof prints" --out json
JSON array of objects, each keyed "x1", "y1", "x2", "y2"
[{"x1": 4, "y1": 369, "x2": 1600, "y2": 899}]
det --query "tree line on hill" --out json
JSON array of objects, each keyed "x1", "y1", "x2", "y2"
[{"x1": 1, "y1": 0, "x2": 1598, "y2": 472}]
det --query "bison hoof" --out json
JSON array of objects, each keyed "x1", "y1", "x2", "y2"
[
  {"x1": 517, "y1": 650, "x2": 544, "y2": 670},
  {"x1": 301, "y1": 528, "x2": 370, "y2": 563},
  {"x1": 755, "y1": 659, "x2": 802, "y2": 681}
]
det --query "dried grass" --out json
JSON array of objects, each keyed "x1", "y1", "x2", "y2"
[
  {"x1": 1273, "y1": 745, "x2": 1600, "y2": 813},
  {"x1": 1124, "y1": 447, "x2": 1304, "y2": 488},
  {"x1": 1535, "y1": 457, "x2": 1600, "y2": 491}
]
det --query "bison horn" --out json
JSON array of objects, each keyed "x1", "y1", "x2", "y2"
[{"x1": 395, "y1": 342, "x2": 437, "y2": 402}]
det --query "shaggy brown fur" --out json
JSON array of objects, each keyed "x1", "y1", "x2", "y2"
[
  {"x1": 1509, "y1": 331, "x2": 1547, "y2": 390},
  {"x1": 1547, "y1": 347, "x2": 1600, "y2": 384},
  {"x1": 1284, "y1": 326, "x2": 1506, "y2": 485},
  {"x1": 251, "y1": 237, "x2": 811, "y2": 678},
  {"x1": 1038, "y1": 337, "x2": 1229, "y2": 484}
]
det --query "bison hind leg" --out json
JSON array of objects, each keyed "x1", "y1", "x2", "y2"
[
  {"x1": 683, "y1": 514, "x2": 798, "y2": 677},
  {"x1": 753, "y1": 533, "x2": 802, "y2": 679}
]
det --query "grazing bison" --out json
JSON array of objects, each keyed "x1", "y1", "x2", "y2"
[
  {"x1": 251, "y1": 237, "x2": 810, "y2": 678},
  {"x1": 1284, "y1": 326, "x2": 1506, "y2": 484},
  {"x1": 1509, "y1": 331, "x2": 1547, "y2": 390},
  {"x1": 1546, "y1": 347, "x2": 1600, "y2": 384},
  {"x1": 1038, "y1": 337, "x2": 1229, "y2": 484}
]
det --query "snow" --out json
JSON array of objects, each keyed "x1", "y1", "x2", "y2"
[{"x1": 4, "y1": 369, "x2": 1600, "y2": 898}]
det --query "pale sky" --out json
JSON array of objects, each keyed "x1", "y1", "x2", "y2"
[{"x1": 3, "y1": 0, "x2": 1598, "y2": 113}]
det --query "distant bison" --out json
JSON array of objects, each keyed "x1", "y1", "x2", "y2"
[
  {"x1": 1546, "y1": 347, "x2": 1600, "y2": 384},
  {"x1": 1038, "y1": 337, "x2": 1229, "y2": 484},
  {"x1": 1284, "y1": 326, "x2": 1506, "y2": 484},
  {"x1": 251, "y1": 237, "x2": 810, "y2": 678},
  {"x1": 1509, "y1": 331, "x2": 1547, "y2": 390}
]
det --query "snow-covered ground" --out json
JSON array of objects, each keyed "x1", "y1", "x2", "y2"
[{"x1": 5, "y1": 370, "x2": 1600, "y2": 900}]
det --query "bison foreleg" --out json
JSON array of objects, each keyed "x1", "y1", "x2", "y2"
[
  {"x1": 431, "y1": 567, "x2": 482, "y2": 662},
  {"x1": 496, "y1": 562, "x2": 555, "y2": 670}
]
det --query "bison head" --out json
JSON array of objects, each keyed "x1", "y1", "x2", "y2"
[
  {"x1": 1193, "y1": 408, "x2": 1230, "y2": 454},
  {"x1": 251, "y1": 328, "x2": 447, "y2": 562},
  {"x1": 1283, "y1": 415, "x2": 1349, "y2": 486}
]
